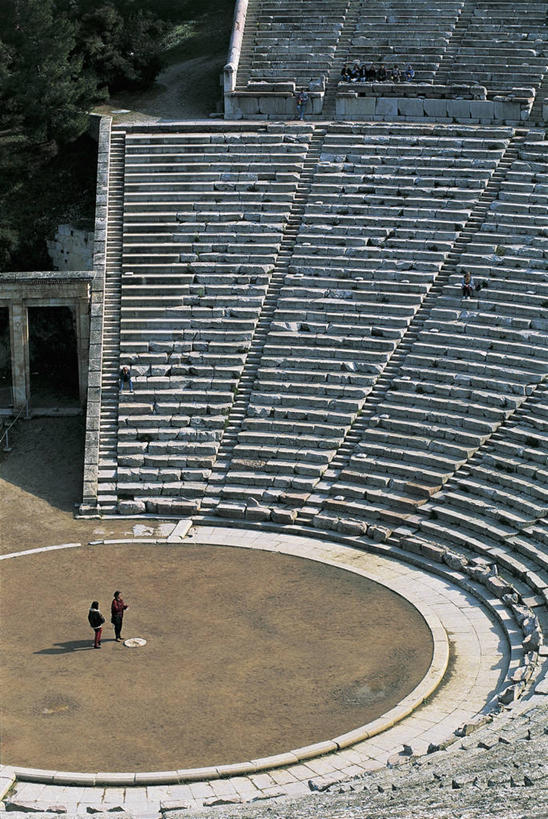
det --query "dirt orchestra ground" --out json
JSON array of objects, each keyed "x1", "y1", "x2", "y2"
[
  {"x1": 0, "y1": 418, "x2": 433, "y2": 774},
  {"x1": 0, "y1": 541, "x2": 433, "y2": 772}
]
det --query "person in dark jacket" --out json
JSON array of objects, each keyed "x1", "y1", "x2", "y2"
[
  {"x1": 111, "y1": 590, "x2": 128, "y2": 642},
  {"x1": 119, "y1": 365, "x2": 134, "y2": 393},
  {"x1": 341, "y1": 64, "x2": 352, "y2": 81},
  {"x1": 88, "y1": 601, "x2": 105, "y2": 649}
]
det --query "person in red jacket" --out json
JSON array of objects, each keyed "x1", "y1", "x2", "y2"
[{"x1": 111, "y1": 590, "x2": 128, "y2": 642}]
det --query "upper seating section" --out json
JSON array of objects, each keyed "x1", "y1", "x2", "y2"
[
  {"x1": 217, "y1": 123, "x2": 513, "y2": 509},
  {"x1": 343, "y1": 0, "x2": 464, "y2": 84},
  {"x1": 436, "y1": 0, "x2": 548, "y2": 92},
  {"x1": 235, "y1": 0, "x2": 349, "y2": 89},
  {"x1": 321, "y1": 135, "x2": 548, "y2": 532},
  {"x1": 116, "y1": 125, "x2": 314, "y2": 514}
]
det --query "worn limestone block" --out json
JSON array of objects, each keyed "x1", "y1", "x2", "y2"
[
  {"x1": 375, "y1": 97, "x2": 398, "y2": 118},
  {"x1": 216, "y1": 502, "x2": 246, "y2": 519},
  {"x1": 352, "y1": 96, "x2": 376, "y2": 118},
  {"x1": 522, "y1": 629, "x2": 542, "y2": 654},
  {"x1": 160, "y1": 799, "x2": 192, "y2": 811},
  {"x1": 443, "y1": 551, "x2": 469, "y2": 571},
  {"x1": 259, "y1": 95, "x2": 293, "y2": 115},
  {"x1": 469, "y1": 100, "x2": 494, "y2": 119},
  {"x1": 369, "y1": 524, "x2": 391, "y2": 542},
  {"x1": 498, "y1": 683, "x2": 524, "y2": 705},
  {"x1": 494, "y1": 99, "x2": 521, "y2": 121},
  {"x1": 398, "y1": 97, "x2": 424, "y2": 117},
  {"x1": 117, "y1": 500, "x2": 146, "y2": 515},
  {"x1": 203, "y1": 797, "x2": 242, "y2": 807},
  {"x1": 271, "y1": 508, "x2": 297, "y2": 524},
  {"x1": 423, "y1": 98, "x2": 448, "y2": 118},
  {"x1": 245, "y1": 505, "x2": 271, "y2": 521},
  {"x1": 511, "y1": 665, "x2": 534, "y2": 684},
  {"x1": 486, "y1": 575, "x2": 515, "y2": 597},
  {"x1": 313, "y1": 513, "x2": 338, "y2": 531},
  {"x1": 421, "y1": 542, "x2": 445, "y2": 562},
  {"x1": 401, "y1": 537, "x2": 423, "y2": 555},
  {"x1": 447, "y1": 99, "x2": 472, "y2": 119},
  {"x1": 337, "y1": 519, "x2": 367, "y2": 536}
]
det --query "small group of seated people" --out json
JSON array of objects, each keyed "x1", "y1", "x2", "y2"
[{"x1": 340, "y1": 62, "x2": 415, "y2": 83}]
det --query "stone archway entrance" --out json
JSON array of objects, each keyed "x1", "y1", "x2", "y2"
[{"x1": 0, "y1": 272, "x2": 92, "y2": 412}]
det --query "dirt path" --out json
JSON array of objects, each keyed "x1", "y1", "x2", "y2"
[{"x1": 93, "y1": 54, "x2": 227, "y2": 124}]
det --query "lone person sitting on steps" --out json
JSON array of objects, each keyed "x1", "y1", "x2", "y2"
[
  {"x1": 119, "y1": 365, "x2": 134, "y2": 393},
  {"x1": 462, "y1": 271, "x2": 475, "y2": 298}
]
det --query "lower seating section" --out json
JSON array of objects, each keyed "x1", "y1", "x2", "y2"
[
  {"x1": 436, "y1": 0, "x2": 548, "y2": 92},
  {"x1": 105, "y1": 125, "x2": 548, "y2": 523},
  {"x1": 412, "y1": 381, "x2": 548, "y2": 593},
  {"x1": 321, "y1": 135, "x2": 547, "y2": 531},
  {"x1": 116, "y1": 125, "x2": 314, "y2": 513},
  {"x1": 220, "y1": 122, "x2": 512, "y2": 508},
  {"x1": 344, "y1": 0, "x2": 464, "y2": 83},
  {"x1": 236, "y1": 0, "x2": 348, "y2": 89}
]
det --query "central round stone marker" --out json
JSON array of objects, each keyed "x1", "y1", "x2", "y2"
[
  {"x1": 124, "y1": 637, "x2": 147, "y2": 647},
  {"x1": 1, "y1": 543, "x2": 434, "y2": 772}
]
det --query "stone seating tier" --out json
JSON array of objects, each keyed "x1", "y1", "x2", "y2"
[
  {"x1": 413, "y1": 393, "x2": 548, "y2": 566},
  {"x1": 318, "y1": 134, "x2": 548, "y2": 526},
  {"x1": 227, "y1": 0, "x2": 546, "y2": 117},
  {"x1": 338, "y1": 82, "x2": 490, "y2": 99},
  {"x1": 436, "y1": 0, "x2": 547, "y2": 91},
  {"x1": 341, "y1": 0, "x2": 464, "y2": 84},
  {"x1": 213, "y1": 124, "x2": 510, "y2": 504},
  {"x1": 116, "y1": 126, "x2": 316, "y2": 509},
  {"x1": 235, "y1": 0, "x2": 349, "y2": 89},
  {"x1": 94, "y1": 123, "x2": 548, "y2": 539}
]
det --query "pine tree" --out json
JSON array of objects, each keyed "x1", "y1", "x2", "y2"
[{"x1": 3, "y1": 0, "x2": 98, "y2": 144}]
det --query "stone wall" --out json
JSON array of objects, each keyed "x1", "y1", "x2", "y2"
[
  {"x1": 337, "y1": 90, "x2": 534, "y2": 123},
  {"x1": 46, "y1": 223, "x2": 94, "y2": 271},
  {"x1": 227, "y1": 90, "x2": 324, "y2": 119}
]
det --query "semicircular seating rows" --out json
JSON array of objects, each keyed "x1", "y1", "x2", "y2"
[
  {"x1": 77, "y1": 0, "x2": 548, "y2": 802},
  {"x1": 86, "y1": 119, "x2": 547, "y2": 703}
]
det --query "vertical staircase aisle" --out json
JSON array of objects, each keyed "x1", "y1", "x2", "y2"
[
  {"x1": 297, "y1": 130, "x2": 528, "y2": 524},
  {"x1": 433, "y1": 0, "x2": 473, "y2": 86},
  {"x1": 201, "y1": 126, "x2": 327, "y2": 512},
  {"x1": 96, "y1": 127, "x2": 126, "y2": 514},
  {"x1": 320, "y1": 0, "x2": 359, "y2": 120}
]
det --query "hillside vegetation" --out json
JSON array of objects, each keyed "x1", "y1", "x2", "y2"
[{"x1": 0, "y1": 0, "x2": 234, "y2": 270}]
